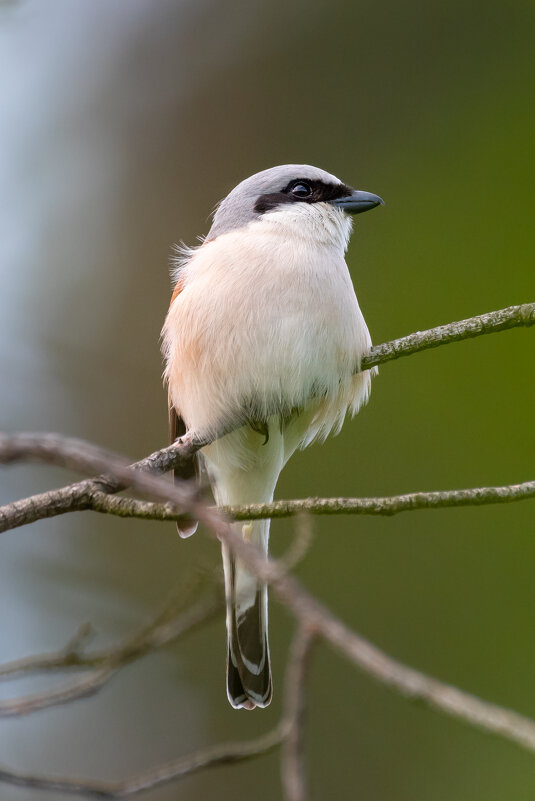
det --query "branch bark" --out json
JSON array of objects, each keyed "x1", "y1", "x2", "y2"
[
  {"x1": 0, "y1": 593, "x2": 220, "y2": 717},
  {"x1": 0, "y1": 726, "x2": 284, "y2": 799},
  {"x1": 281, "y1": 626, "x2": 316, "y2": 801},
  {"x1": 80, "y1": 479, "x2": 535, "y2": 523},
  {"x1": 0, "y1": 301, "x2": 534, "y2": 796},
  {"x1": 361, "y1": 302, "x2": 535, "y2": 371},
  {"x1": 0, "y1": 302, "x2": 533, "y2": 535},
  {"x1": 2, "y1": 428, "x2": 535, "y2": 759}
]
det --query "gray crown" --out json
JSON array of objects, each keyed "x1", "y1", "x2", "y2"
[{"x1": 208, "y1": 164, "x2": 343, "y2": 239}]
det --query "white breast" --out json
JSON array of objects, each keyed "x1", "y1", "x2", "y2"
[{"x1": 162, "y1": 203, "x2": 374, "y2": 443}]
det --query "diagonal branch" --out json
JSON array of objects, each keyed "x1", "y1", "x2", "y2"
[
  {"x1": 2, "y1": 431, "x2": 535, "y2": 757},
  {"x1": 0, "y1": 617, "x2": 315, "y2": 798},
  {"x1": 0, "y1": 302, "x2": 532, "y2": 536},
  {"x1": 361, "y1": 302, "x2": 535, "y2": 370},
  {"x1": 0, "y1": 593, "x2": 221, "y2": 717},
  {"x1": 0, "y1": 433, "x2": 221, "y2": 535},
  {"x1": 0, "y1": 725, "x2": 285, "y2": 799},
  {"x1": 1, "y1": 420, "x2": 535, "y2": 796},
  {"x1": 271, "y1": 572, "x2": 535, "y2": 754}
]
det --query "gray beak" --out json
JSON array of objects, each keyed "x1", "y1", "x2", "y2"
[{"x1": 330, "y1": 189, "x2": 384, "y2": 215}]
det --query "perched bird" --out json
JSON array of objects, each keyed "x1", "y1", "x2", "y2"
[{"x1": 162, "y1": 165, "x2": 382, "y2": 709}]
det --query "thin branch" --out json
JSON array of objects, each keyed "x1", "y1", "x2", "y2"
[
  {"x1": 281, "y1": 626, "x2": 316, "y2": 801},
  {"x1": 0, "y1": 432, "x2": 222, "y2": 536},
  {"x1": 0, "y1": 623, "x2": 96, "y2": 681},
  {"x1": 0, "y1": 664, "x2": 119, "y2": 719},
  {"x1": 361, "y1": 302, "x2": 535, "y2": 371},
  {"x1": 0, "y1": 302, "x2": 532, "y2": 537},
  {"x1": 270, "y1": 572, "x2": 535, "y2": 755},
  {"x1": 3, "y1": 431, "x2": 535, "y2": 753},
  {"x1": 0, "y1": 440, "x2": 207, "y2": 535},
  {"x1": 0, "y1": 725, "x2": 284, "y2": 799},
  {"x1": 0, "y1": 585, "x2": 220, "y2": 682},
  {"x1": 0, "y1": 594, "x2": 221, "y2": 716},
  {"x1": 0, "y1": 301, "x2": 532, "y2": 789},
  {"x1": 4, "y1": 432, "x2": 535, "y2": 755},
  {"x1": 278, "y1": 513, "x2": 315, "y2": 573},
  {"x1": 0, "y1": 624, "x2": 315, "y2": 800},
  {"x1": 1, "y1": 424, "x2": 535, "y2": 796},
  {"x1": 82, "y1": 479, "x2": 535, "y2": 523}
]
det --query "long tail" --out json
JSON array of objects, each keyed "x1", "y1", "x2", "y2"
[{"x1": 222, "y1": 517, "x2": 272, "y2": 710}]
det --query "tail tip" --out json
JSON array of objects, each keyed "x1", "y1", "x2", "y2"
[
  {"x1": 176, "y1": 521, "x2": 198, "y2": 538},
  {"x1": 228, "y1": 693, "x2": 272, "y2": 711}
]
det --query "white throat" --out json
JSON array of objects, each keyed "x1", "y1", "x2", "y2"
[{"x1": 251, "y1": 202, "x2": 353, "y2": 253}]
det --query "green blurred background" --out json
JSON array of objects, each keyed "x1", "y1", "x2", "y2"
[{"x1": 0, "y1": 1, "x2": 533, "y2": 798}]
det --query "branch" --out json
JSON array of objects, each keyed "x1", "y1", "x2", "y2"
[
  {"x1": 0, "y1": 437, "x2": 208, "y2": 535},
  {"x1": 0, "y1": 622, "x2": 315, "y2": 800},
  {"x1": 0, "y1": 433, "x2": 222, "y2": 535},
  {"x1": 361, "y1": 302, "x2": 535, "y2": 371},
  {"x1": 0, "y1": 622, "x2": 96, "y2": 680},
  {"x1": 281, "y1": 626, "x2": 316, "y2": 801},
  {"x1": 0, "y1": 302, "x2": 532, "y2": 536},
  {"x1": 0, "y1": 302, "x2": 534, "y2": 795},
  {"x1": 0, "y1": 593, "x2": 221, "y2": 717},
  {"x1": 0, "y1": 726, "x2": 284, "y2": 799},
  {"x1": 271, "y1": 572, "x2": 535, "y2": 755},
  {"x1": 3, "y1": 430, "x2": 535, "y2": 755},
  {"x1": 2, "y1": 432, "x2": 535, "y2": 748},
  {"x1": 81, "y1": 479, "x2": 535, "y2": 523},
  {"x1": 3, "y1": 432, "x2": 535, "y2": 754},
  {"x1": 2, "y1": 423, "x2": 535, "y2": 795}
]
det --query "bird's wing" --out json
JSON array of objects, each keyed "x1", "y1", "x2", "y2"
[{"x1": 168, "y1": 277, "x2": 199, "y2": 537}]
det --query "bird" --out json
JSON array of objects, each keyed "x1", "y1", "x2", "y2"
[{"x1": 161, "y1": 164, "x2": 383, "y2": 710}]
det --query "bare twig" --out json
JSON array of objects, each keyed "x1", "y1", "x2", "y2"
[
  {"x1": 0, "y1": 594, "x2": 221, "y2": 716},
  {"x1": 0, "y1": 435, "x2": 535, "y2": 750},
  {"x1": 0, "y1": 725, "x2": 284, "y2": 799},
  {"x1": 2, "y1": 431, "x2": 535, "y2": 752},
  {"x1": 76, "y1": 479, "x2": 535, "y2": 523},
  {"x1": 0, "y1": 624, "x2": 316, "y2": 800},
  {"x1": 0, "y1": 664, "x2": 118, "y2": 719},
  {"x1": 281, "y1": 626, "x2": 316, "y2": 801},
  {"x1": 0, "y1": 432, "x2": 222, "y2": 536},
  {"x1": 0, "y1": 302, "x2": 534, "y2": 796},
  {"x1": 0, "y1": 302, "x2": 532, "y2": 536},
  {"x1": 1, "y1": 477, "x2": 533, "y2": 535},
  {"x1": 0, "y1": 439, "x2": 208, "y2": 535},
  {"x1": 2, "y1": 431, "x2": 535, "y2": 756},
  {"x1": 361, "y1": 302, "x2": 535, "y2": 371},
  {"x1": 278, "y1": 513, "x2": 315, "y2": 574},
  {"x1": 269, "y1": 573, "x2": 535, "y2": 754},
  {"x1": 0, "y1": 623, "x2": 96, "y2": 680}
]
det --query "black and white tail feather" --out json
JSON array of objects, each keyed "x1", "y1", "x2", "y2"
[{"x1": 223, "y1": 519, "x2": 272, "y2": 709}]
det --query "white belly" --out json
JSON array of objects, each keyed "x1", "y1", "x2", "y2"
[{"x1": 162, "y1": 210, "x2": 374, "y2": 444}]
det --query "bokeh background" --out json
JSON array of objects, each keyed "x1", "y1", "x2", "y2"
[{"x1": 0, "y1": 1, "x2": 534, "y2": 798}]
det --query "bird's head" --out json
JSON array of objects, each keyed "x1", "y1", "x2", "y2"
[{"x1": 208, "y1": 164, "x2": 383, "y2": 248}]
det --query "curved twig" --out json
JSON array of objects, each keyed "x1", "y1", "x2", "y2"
[
  {"x1": 0, "y1": 302, "x2": 533, "y2": 535},
  {"x1": 0, "y1": 302, "x2": 534, "y2": 797},
  {"x1": 0, "y1": 595, "x2": 221, "y2": 716},
  {"x1": 0, "y1": 725, "x2": 284, "y2": 799},
  {"x1": 1, "y1": 429, "x2": 535, "y2": 757},
  {"x1": 361, "y1": 302, "x2": 535, "y2": 370}
]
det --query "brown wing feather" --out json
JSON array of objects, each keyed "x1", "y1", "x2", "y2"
[
  {"x1": 169, "y1": 400, "x2": 198, "y2": 538},
  {"x1": 167, "y1": 280, "x2": 198, "y2": 536}
]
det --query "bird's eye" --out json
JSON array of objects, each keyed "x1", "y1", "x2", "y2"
[{"x1": 290, "y1": 182, "x2": 312, "y2": 199}]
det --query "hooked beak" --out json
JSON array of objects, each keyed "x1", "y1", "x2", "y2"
[{"x1": 330, "y1": 189, "x2": 384, "y2": 215}]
